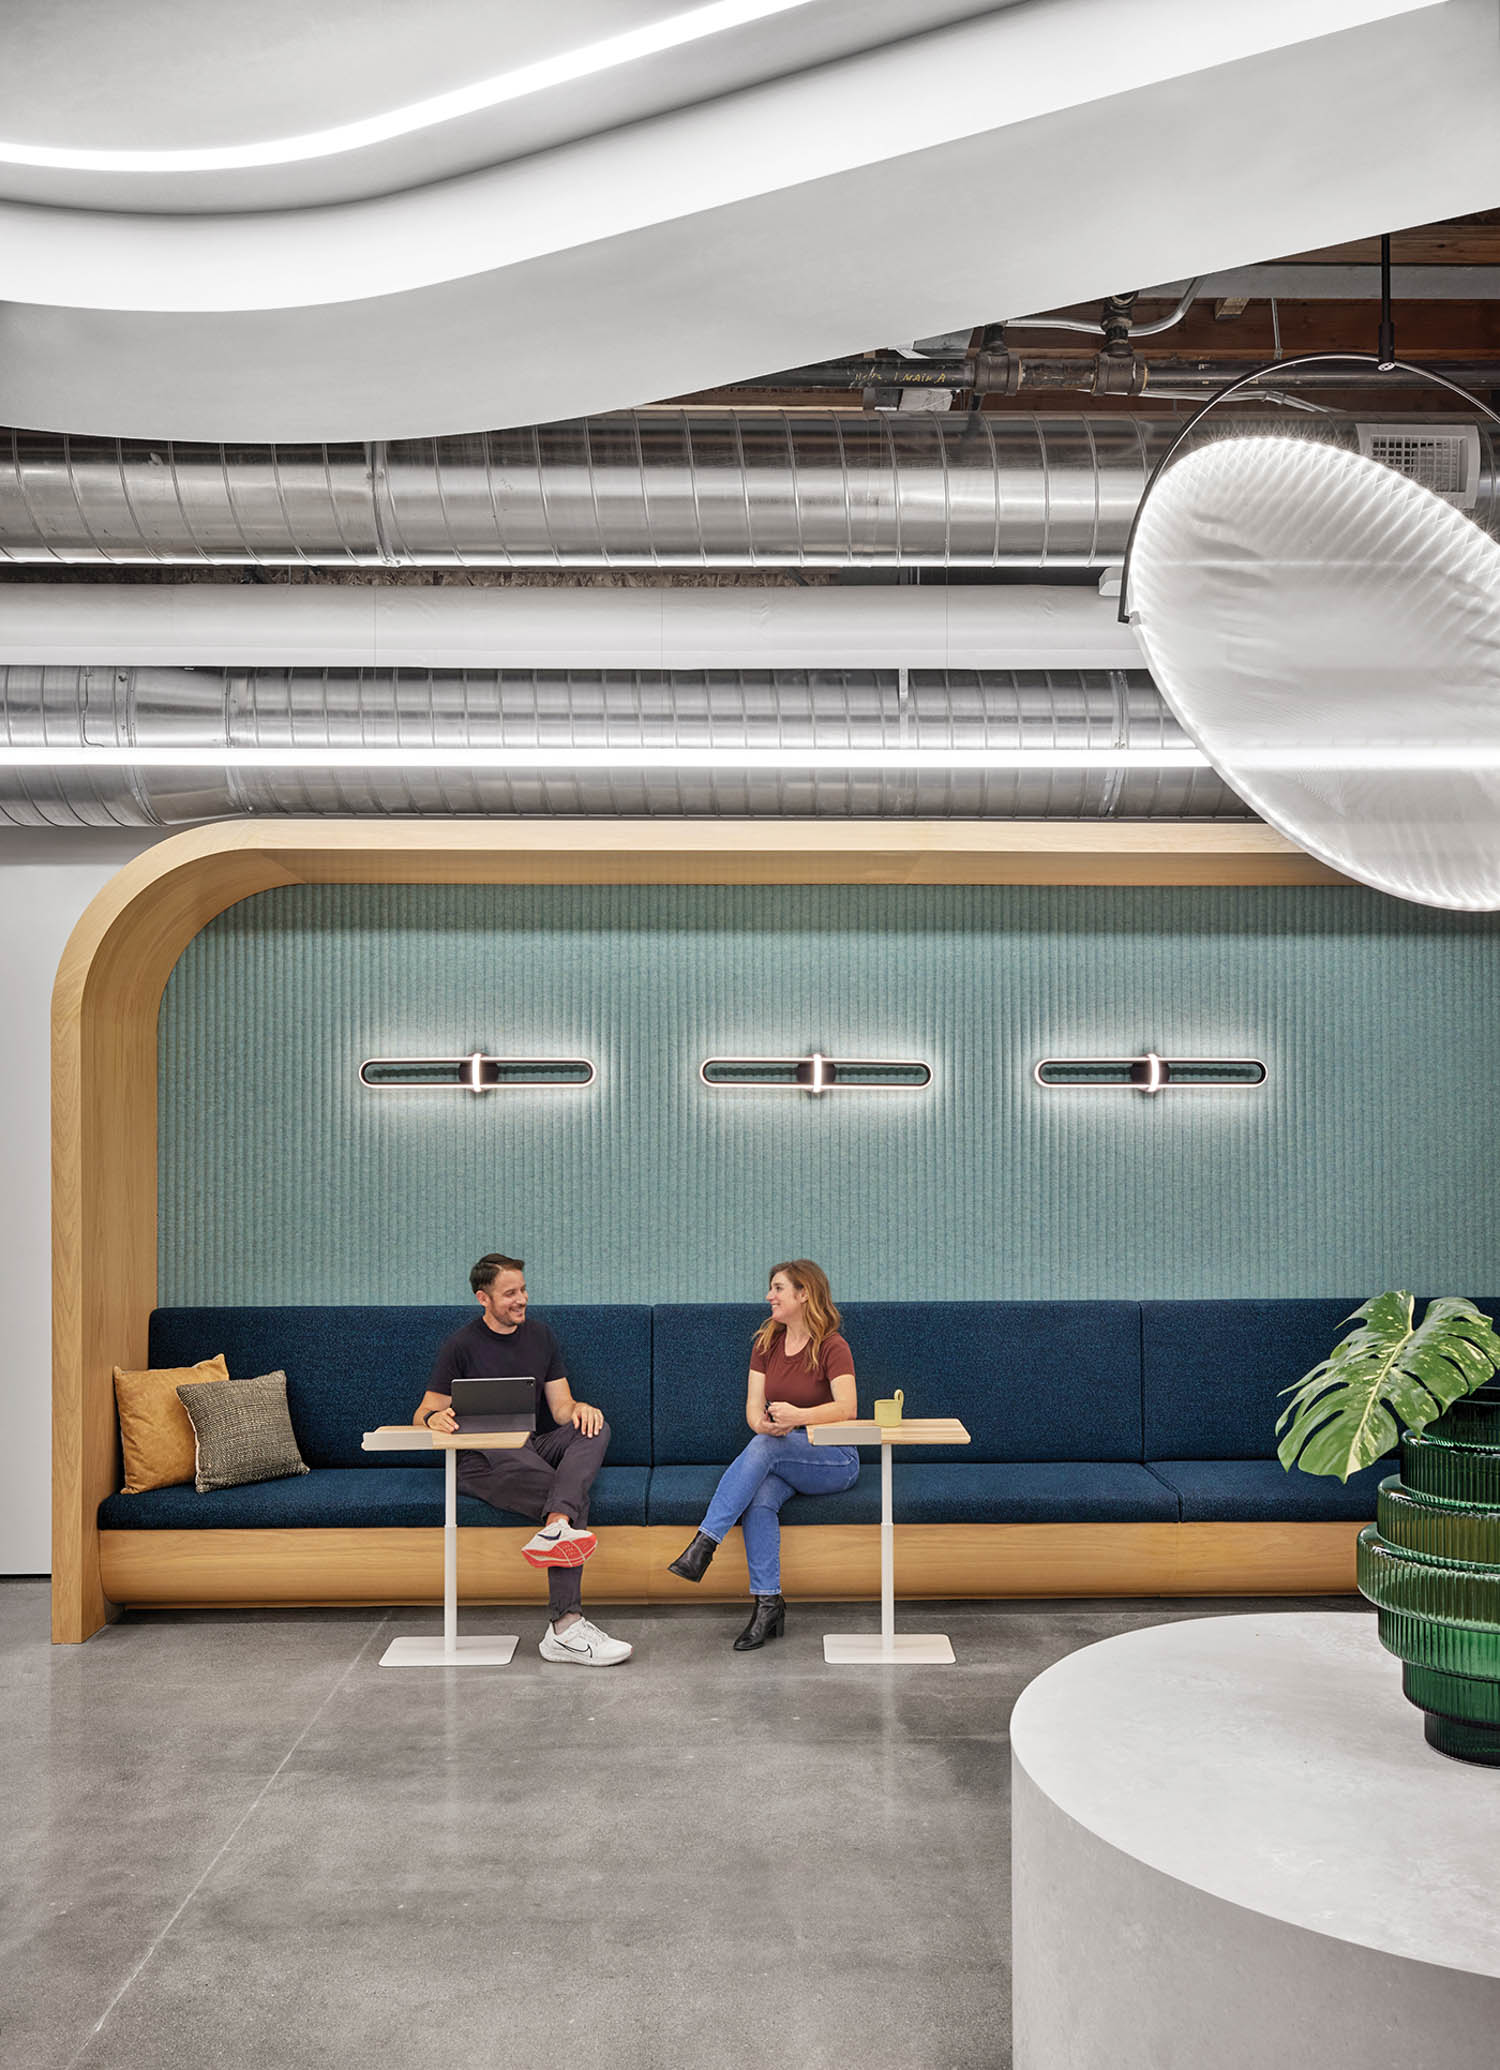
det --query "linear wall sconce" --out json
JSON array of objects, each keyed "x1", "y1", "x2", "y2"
[
  {"x1": 701, "y1": 1053, "x2": 932, "y2": 1093},
  {"x1": 361, "y1": 1053, "x2": 595, "y2": 1091},
  {"x1": 1034, "y1": 1053, "x2": 1266, "y2": 1094}
]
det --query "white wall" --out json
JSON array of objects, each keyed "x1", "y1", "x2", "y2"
[{"x1": 0, "y1": 827, "x2": 175, "y2": 1572}]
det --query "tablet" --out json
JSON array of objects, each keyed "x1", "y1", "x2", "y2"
[{"x1": 449, "y1": 1376, "x2": 536, "y2": 1434}]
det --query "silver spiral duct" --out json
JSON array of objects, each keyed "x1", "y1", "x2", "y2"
[
  {"x1": 3, "y1": 412, "x2": 1490, "y2": 568},
  {"x1": 0, "y1": 666, "x2": 1246, "y2": 826}
]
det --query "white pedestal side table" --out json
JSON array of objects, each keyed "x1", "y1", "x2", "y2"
[
  {"x1": 810, "y1": 1417, "x2": 970, "y2": 1663},
  {"x1": 362, "y1": 1425, "x2": 527, "y2": 1667},
  {"x1": 1011, "y1": 1612, "x2": 1500, "y2": 2069}
]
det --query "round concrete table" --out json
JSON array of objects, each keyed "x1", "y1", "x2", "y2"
[{"x1": 1010, "y1": 1613, "x2": 1500, "y2": 2070}]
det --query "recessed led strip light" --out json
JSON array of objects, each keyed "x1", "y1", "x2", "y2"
[
  {"x1": 1034, "y1": 1054, "x2": 1266, "y2": 1094},
  {"x1": 0, "y1": 0, "x2": 821, "y2": 173},
  {"x1": 0, "y1": 744, "x2": 1210, "y2": 772},
  {"x1": 702, "y1": 1055, "x2": 932, "y2": 1092},
  {"x1": 361, "y1": 1053, "x2": 595, "y2": 1091}
]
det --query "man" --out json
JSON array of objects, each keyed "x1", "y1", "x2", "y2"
[{"x1": 414, "y1": 1252, "x2": 632, "y2": 1666}]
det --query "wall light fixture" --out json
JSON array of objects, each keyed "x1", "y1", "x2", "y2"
[
  {"x1": 701, "y1": 1054, "x2": 932, "y2": 1094},
  {"x1": 361, "y1": 1052, "x2": 595, "y2": 1091},
  {"x1": 1034, "y1": 1053, "x2": 1265, "y2": 1094}
]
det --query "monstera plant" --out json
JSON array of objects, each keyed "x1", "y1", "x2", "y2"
[
  {"x1": 1277, "y1": 1293, "x2": 1500, "y2": 1481},
  {"x1": 1280, "y1": 1292, "x2": 1500, "y2": 1766}
]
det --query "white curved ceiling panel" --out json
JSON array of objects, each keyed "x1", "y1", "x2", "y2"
[
  {"x1": 0, "y1": 0, "x2": 1005, "y2": 211},
  {"x1": 0, "y1": 0, "x2": 1491, "y2": 441}
]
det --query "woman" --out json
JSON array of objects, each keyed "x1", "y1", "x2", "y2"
[{"x1": 668, "y1": 1260, "x2": 860, "y2": 1650}]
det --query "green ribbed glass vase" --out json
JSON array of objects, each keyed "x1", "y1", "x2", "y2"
[{"x1": 1359, "y1": 1381, "x2": 1500, "y2": 1763}]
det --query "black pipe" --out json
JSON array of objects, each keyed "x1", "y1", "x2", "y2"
[
  {"x1": 730, "y1": 361, "x2": 972, "y2": 388},
  {"x1": 1142, "y1": 358, "x2": 1500, "y2": 390},
  {"x1": 721, "y1": 355, "x2": 1500, "y2": 395},
  {"x1": 727, "y1": 353, "x2": 1144, "y2": 395}
]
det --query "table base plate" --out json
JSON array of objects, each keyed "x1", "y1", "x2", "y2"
[
  {"x1": 823, "y1": 1633, "x2": 956, "y2": 1664},
  {"x1": 379, "y1": 1635, "x2": 519, "y2": 1668}
]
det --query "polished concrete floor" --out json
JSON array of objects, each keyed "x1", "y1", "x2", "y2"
[{"x1": 2, "y1": 1582, "x2": 1370, "y2": 2070}]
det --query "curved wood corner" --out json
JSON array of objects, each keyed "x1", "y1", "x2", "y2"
[
  {"x1": 51, "y1": 827, "x2": 304, "y2": 1641},
  {"x1": 52, "y1": 817, "x2": 1341, "y2": 1642}
]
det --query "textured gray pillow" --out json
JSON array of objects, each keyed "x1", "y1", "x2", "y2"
[{"x1": 176, "y1": 1370, "x2": 309, "y2": 1493}]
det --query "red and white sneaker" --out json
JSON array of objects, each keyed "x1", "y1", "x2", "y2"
[{"x1": 521, "y1": 1519, "x2": 597, "y2": 1568}]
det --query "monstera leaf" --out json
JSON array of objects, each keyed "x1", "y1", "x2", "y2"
[{"x1": 1277, "y1": 1293, "x2": 1500, "y2": 1482}]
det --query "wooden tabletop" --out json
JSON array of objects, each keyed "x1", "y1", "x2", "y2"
[
  {"x1": 809, "y1": 1418, "x2": 970, "y2": 1446},
  {"x1": 362, "y1": 1425, "x2": 529, "y2": 1451}
]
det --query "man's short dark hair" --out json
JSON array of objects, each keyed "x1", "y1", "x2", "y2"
[{"x1": 470, "y1": 1252, "x2": 525, "y2": 1295}]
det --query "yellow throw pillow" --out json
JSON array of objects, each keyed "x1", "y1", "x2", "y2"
[{"x1": 114, "y1": 1355, "x2": 230, "y2": 1493}]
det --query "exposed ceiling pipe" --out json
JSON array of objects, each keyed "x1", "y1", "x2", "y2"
[
  {"x1": 726, "y1": 359, "x2": 1500, "y2": 398},
  {"x1": 999, "y1": 277, "x2": 1206, "y2": 338},
  {"x1": 2, "y1": 410, "x2": 1489, "y2": 569},
  {"x1": 0, "y1": 582, "x2": 1144, "y2": 672},
  {"x1": 0, "y1": 413, "x2": 1163, "y2": 566},
  {"x1": 1132, "y1": 358, "x2": 1500, "y2": 393},
  {"x1": 0, "y1": 665, "x2": 1245, "y2": 828}
]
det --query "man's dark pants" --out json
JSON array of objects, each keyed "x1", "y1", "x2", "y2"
[{"x1": 458, "y1": 1420, "x2": 610, "y2": 1620}]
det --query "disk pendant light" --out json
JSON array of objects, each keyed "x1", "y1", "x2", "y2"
[{"x1": 1119, "y1": 238, "x2": 1500, "y2": 912}]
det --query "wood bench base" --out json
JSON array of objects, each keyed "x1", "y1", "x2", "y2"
[{"x1": 97, "y1": 1520, "x2": 1363, "y2": 1613}]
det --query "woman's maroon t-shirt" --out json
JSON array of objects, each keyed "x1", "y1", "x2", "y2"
[{"x1": 752, "y1": 1328, "x2": 855, "y2": 1409}]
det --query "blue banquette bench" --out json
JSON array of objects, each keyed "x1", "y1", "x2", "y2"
[{"x1": 94, "y1": 1298, "x2": 1413, "y2": 1610}]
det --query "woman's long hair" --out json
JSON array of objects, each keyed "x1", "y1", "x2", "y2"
[{"x1": 753, "y1": 1259, "x2": 842, "y2": 1371}]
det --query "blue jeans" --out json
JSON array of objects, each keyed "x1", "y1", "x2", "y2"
[{"x1": 699, "y1": 1429, "x2": 860, "y2": 1594}]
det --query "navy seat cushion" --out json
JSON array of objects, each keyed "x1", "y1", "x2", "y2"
[
  {"x1": 1149, "y1": 1458, "x2": 1391, "y2": 1522},
  {"x1": 650, "y1": 1301, "x2": 1144, "y2": 1465},
  {"x1": 648, "y1": 1306, "x2": 768, "y2": 1465},
  {"x1": 1143, "y1": 1299, "x2": 1378, "y2": 1460},
  {"x1": 1142, "y1": 1297, "x2": 1500, "y2": 1461},
  {"x1": 146, "y1": 1305, "x2": 654, "y2": 1467},
  {"x1": 648, "y1": 1461, "x2": 1178, "y2": 1526},
  {"x1": 100, "y1": 1464, "x2": 649, "y2": 1529}
]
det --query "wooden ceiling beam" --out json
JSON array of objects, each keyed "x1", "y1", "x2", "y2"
[
  {"x1": 1135, "y1": 298, "x2": 1500, "y2": 358},
  {"x1": 1284, "y1": 226, "x2": 1500, "y2": 266},
  {"x1": 989, "y1": 298, "x2": 1500, "y2": 357}
]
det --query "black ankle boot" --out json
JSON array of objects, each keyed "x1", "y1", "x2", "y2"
[
  {"x1": 668, "y1": 1531, "x2": 718, "y2": 1583},
  {"x1": 733, "y1": 1594, "x2": 786, "y2": 1651}
]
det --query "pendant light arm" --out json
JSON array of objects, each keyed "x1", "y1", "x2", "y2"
[{"x1": 1378, "y1": 233, "x2": 1396, "y2": 372}]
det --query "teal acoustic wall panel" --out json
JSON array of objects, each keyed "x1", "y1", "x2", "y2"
[{"x1": 159, "y1": 884, "x2": 1500, "y2": 1306}]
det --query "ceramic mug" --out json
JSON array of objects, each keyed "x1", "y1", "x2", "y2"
[{"x1": 873, "y1": 1389, "x2": 905, "y2": 1427}]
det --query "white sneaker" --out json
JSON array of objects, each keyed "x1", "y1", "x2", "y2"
[{"x1": 538, "y1": 1617, "x2": 633, "y2": 1666}]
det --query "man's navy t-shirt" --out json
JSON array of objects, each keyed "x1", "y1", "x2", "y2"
[{"x1": 428, "y1": 1316, "x2": 566, "y2": 1433}]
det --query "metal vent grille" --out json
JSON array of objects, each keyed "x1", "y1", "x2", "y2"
[{"x1": 1357, "y1": 425, "x2": 1481, "y2": 509}]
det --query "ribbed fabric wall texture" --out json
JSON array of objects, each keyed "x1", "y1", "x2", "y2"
[{"x1": 158, "y1": 884, "x2": 1500, "y2": 1305}]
